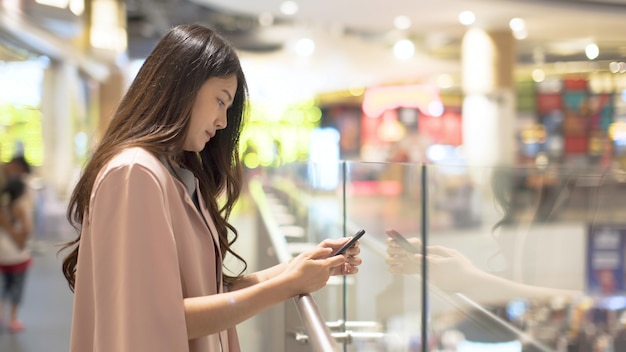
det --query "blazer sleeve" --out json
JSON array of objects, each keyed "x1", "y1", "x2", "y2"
[{"x1": 87, "y1": 162, "x2": 188, "y2": 352}]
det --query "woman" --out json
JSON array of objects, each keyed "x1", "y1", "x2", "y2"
[
  {"x1": 61, "y1": 24, "x2": 361, "y2": 352},
  {"x1": 0, "y1": 174, "x2": 33, "y2": 333}
]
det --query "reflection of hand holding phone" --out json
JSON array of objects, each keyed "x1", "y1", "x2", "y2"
[
  {"x1": 386, "y1": 229, "x2": 420, "y2": 254},
  {"x1": 333, "y1": 229, "x2": 366, "y2": 256}
]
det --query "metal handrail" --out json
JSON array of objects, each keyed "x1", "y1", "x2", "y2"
[
  {"x1": 249, "y1": 178, "x2": 339, "y2": 352},
  {"x1": 294, "y1": 294, "x2": 340, "y2": 351}
]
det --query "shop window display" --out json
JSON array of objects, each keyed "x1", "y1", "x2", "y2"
[{"x1": 519, "y1": 74, "x2": 622, "y2": 168}]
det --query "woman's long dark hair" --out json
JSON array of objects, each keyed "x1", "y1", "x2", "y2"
[{"x1": 61, "y1": 24, "x2": 248, "y2": 291}]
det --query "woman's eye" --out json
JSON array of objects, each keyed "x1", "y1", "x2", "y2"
[{"x1": 217, "y1": 99, "x2": 225, "y2": 107}]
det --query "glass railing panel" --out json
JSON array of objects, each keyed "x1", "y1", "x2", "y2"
[
  {"x1": 258, "y1": 162, "x2": 346, "y2": 246},
  {"x1": 250, "y1": 161, "x2": 626, "y2": 351},
  {"x1": 273, "y1": 161, "x2": 351, "y2": 347},
  {"x1": 423, "y1": 164, "x2": 626, "y2": 351},
  {"x1": 252, "y1": 162, "x2": 352, "y2": 350},
  {"x1": 339, "y1": 161, "x2": 426, "y2": 350},
  {"x1": 249, "y1": 162, "x2": 347, "y2": 351}
]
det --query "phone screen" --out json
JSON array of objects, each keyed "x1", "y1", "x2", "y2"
[
  {"x1": 386, "y1": 229, "x2": 420, "y2": 254},
  {"x1": 332, "y1": 229, "x2": 366, "y2": 256}
]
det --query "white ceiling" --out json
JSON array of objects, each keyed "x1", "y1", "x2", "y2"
[
  {"x1": 202, "y1": 0, "x2": 626, "y2": 42},
  {"x1": 192, "y1": 0, "x2": 626, "y2": 98}
]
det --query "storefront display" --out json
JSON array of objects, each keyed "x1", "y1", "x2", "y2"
[{"x1": 519, "y1": 74, "x2": 621, "y2": 167}]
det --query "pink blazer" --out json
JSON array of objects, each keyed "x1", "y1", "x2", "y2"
[{"x1": 70, "y1": 147, "x2": 240, "y2": 352}]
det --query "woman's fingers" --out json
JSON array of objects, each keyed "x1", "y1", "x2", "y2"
[
  {"x1": 307, "y1": 246, "x2": 334, "y2": 259},
  {"x1": 387, "y1": 237, "x2": 459, "y2": 259}
]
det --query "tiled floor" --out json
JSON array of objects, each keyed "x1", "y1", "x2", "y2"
[{"x1": 0, "y1": 241, "x2": 74, "y2": 351}]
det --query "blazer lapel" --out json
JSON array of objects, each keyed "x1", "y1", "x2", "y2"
[{"x1": 195, "y1": 179, "x2": 224, "y2": 289}]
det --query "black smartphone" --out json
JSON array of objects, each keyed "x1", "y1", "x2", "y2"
[
  {"x1": 332, "y1": 229, "x2": 366, "y2": 256},
  {"x1": 386, "y1": 229, "x2": 420, "y2": 254}
]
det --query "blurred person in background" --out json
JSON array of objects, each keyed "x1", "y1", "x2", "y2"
[
  {"x1": 3, "y1": 155, "x2": 45, "y2": 254},
  {"x1": 60, "y1": 24, "x2": 362, "y2": 352},
  {"x1": 0, "y1": 159, "x2": 34, "y2": 333}
]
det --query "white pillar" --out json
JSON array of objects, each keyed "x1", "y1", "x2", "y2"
[
  {"x1": 40, "y1": 61, "x2": 78, "y2": 198},
  {"x1": 461, "y1": 28, "x2": 516, "y2": 167}
]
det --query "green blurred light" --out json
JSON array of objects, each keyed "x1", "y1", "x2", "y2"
[
  {"x1": 243, "y1": 152, "x2": 260, "y2": 169},
  {"x1": 307, "y1": 107, "x2": 322, "y2": 123},
  {"x1": 0, "y1": 105, "x2": 43, "y2": 165}
]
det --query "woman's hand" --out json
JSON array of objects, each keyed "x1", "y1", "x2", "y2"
[
  {"x1": 233, "y1": 238, "x2": 361, "y2": 293},
  {"x1": 385, "y1": 234, "x2": 481, "y2": 293},
  {"x1": 279, "y1": 247, "x2": 347, "y2": 296},
  {"x1": 317, "y1": 238, "x2": 362, "y2": 276}
]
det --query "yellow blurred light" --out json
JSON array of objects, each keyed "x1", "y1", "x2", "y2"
[
  {"x1": 307, "y1": 107, "x2": 322, "y2": 123},
  {"x1": 532, "y1": 69, "x2": 545, "y2": 83},
  {"x1": 609, "y1": 122, "x2": 626, "y2": 140},
  {"x1": 349, "y1": 85, "x2": 365, "y2": 96},
  {"x1": 377, "y1": 118, "x2": 406, "y2": 142},
  {"x1": 243, "y1": 153, "x2": 260, "y2": 169},
  {"x1": 436, "y1": 74, "x2": 454, "y2": 89}
]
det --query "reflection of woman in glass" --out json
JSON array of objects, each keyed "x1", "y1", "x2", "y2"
[
  {"x1": 385, "y1": 168, "x2": 580, "y2": 306},
  {"x1": 386, "y1": 232, "x2": 578, "y2": 305},
  {"x1": 384, "y1": 168, "x2": 587, "y2": 350}
]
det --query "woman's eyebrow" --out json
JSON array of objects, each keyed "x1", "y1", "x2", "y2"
[{"x1": 221, "y1": 89, "x2": 233, "y2": 102}]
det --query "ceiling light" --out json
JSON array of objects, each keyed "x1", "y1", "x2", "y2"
[
  {"x1": 532, "y1": 69, "x2": 545, "y2": 82},
  {"x1": 69, "y1": 0, "x2": 84, "y2": 15},
  {"x1": 609, "y1": 61, "x2": 626, "y2": 73},
  {"x1": 609, "y1": 61, "x2": 621, "y2": 73},
  {"x1": 35, "y1": 0, "x2": 69, "y2": 8},
  {"x1": 509, "y1": 18, "x2": 527, "y2": 40},
  {"x1": 394, "y1": 16, "x2": 412, "y2": 30},
  {"x1": 295, "y1": 38, "x2": 315, "y2": 56},
  {"x1": 393, "y1": 39, "x2": 415, "y2": 60},
  {"x1": 458, "y1": 11, "x2": 475, "y2": 26},
  {"x1": 509, "y1": 18, "x2": 525, "y2": 32},
  {"x1": 513, "y1": 29, "x2": 528, "y2": 40},
  {"x1": 585, "y1": 43, "x2": 599, "y2": 60},
  {"x1": 280, "y1": 1, "x2": 298, "y2": 16}
]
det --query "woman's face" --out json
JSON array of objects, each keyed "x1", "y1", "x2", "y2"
[{"x1": 183, "y1": 75, "x2": 238, "y2": 152}]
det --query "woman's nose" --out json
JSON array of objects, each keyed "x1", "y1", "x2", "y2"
[{"x1": 216, "y1": 112, "x2": 227, "y2": 130}]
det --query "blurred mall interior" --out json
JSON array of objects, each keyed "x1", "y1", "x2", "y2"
[{"x1": 3, "y1": 0, "x2": 626, "y2": 351}]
